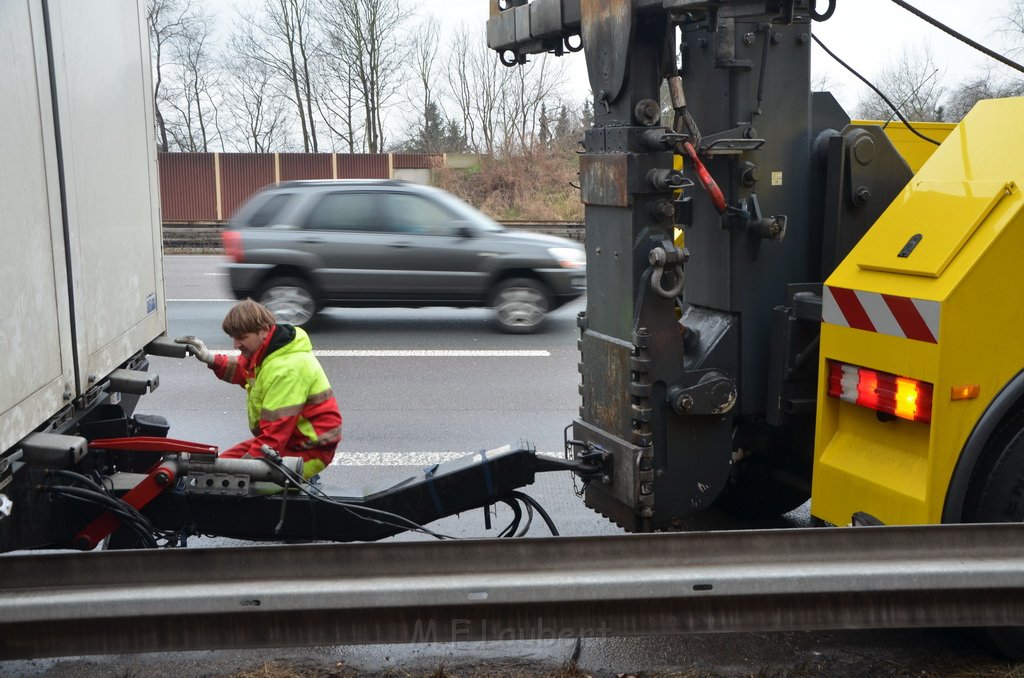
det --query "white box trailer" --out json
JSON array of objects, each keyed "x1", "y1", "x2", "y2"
[{"x1": 0, "y1": 0, "x2": 165, "y2": 459}]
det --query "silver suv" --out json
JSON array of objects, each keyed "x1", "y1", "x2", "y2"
[{"x1": 221, "y1": 180, "x2": 586, "y2": 333}]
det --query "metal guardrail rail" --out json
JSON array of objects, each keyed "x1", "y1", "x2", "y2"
[
  {"x1": 3, "y1": 523, "x2": 1024, "y2": 659},
  {"x1": 162, "y1": 221, "x2": 585, "y2": 252}
]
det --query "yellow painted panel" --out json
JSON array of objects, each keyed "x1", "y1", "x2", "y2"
[
  {"x1": 818, "y1": 99, "x2": 1024, "y2": 527},
  {"x1": 856, "y1": 180, "x2": 1013, "y2": 278},
  {"x1": 813, "y1": 403, "x2": 931, "y2": 525},
  {"x1": 853, "y1": 120, "x2": 955, "y2": 173}
]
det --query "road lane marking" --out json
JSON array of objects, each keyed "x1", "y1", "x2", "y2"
[
  {"x1": 330, "y1": 451, "x2": 562, "y2": 466},
  {"x1": 209, "y1": 349, "x2": 551, "y2": 357},
  {"x1": 314, "y1": 349, "x2": 550, "y2": 357}
]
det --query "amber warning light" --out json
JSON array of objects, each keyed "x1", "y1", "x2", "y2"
[
  {"x1": 951, "y1": 383, "x2": 981, "y2": 401},
  {"x1": 827, "y1": 361, "x2": 933, "y2": 423}
]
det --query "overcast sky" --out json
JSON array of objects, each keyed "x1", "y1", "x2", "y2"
[
  {"x1": 429, "y1": 0, "x2": 1022, "y2": 113},
  {"x1": 212, "y1": 0, "x2": 1021, "y2": 117}
]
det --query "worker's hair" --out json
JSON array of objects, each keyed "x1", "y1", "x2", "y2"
[{"x1": 222, "y1": 299, "x2": 277, "y2": 337}]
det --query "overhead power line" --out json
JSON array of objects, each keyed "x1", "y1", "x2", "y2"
[
  {"x1": 888, "y1": 0, "x2": 1024, "y2": 76},
  {"x1": 811, "y1": 34, "x2": 943, "y2": 145}
]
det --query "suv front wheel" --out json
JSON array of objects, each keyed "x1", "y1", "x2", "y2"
[
  {"x1": 491, "y1": 278, "x2": 549, "y2": 334},
  {"x1": 258, "y1": 277, "x2": 318, "y2": 327}
]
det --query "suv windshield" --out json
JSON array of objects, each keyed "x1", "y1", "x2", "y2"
[{"x1": 431, "y1": 190, "x2": 505, "y2": 232}]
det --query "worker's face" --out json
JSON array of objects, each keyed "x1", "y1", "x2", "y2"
[{"x1": 233, "y1": 329, "x2": 269, "y2": 358}]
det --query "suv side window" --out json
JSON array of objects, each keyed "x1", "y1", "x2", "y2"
[
  {"x1": 304, "y1": 192, "x2": 382, "y2": 231},
  {"x1": 384, "y1": 193, "x2": 458, "y2": 236},
  {"x1": 242, "y1": 192, "x2": 292, "y2": 228}
]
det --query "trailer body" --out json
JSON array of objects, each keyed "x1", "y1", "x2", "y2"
[{"x1": 1, "y1": 0, "x2": 164, "y2": 548}]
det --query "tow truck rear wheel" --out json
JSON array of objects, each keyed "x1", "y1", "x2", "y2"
[
  {"x1": 962, "y1": 407, "x2": 1024, "y2": 661},
  {"x1": 714, "y1": 422, "x2": 812, "y2": 520}
]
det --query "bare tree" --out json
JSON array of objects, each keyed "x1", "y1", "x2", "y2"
[
  {"x1": 317, "y1": 0, "x2": 404, "y2": 153},
  {"x1": 147, "y1": 0, "x2": 204, "y2": 151},
  {"x1": 1004, "y1": 0, "x2": 1024, "y2": 57},
  {"x1": 164, "y1": 11, "x2": 221, "y2": 151},
  {"x1": 855, "y1": 44, "x2": 946, "y2": 122},
  {"x1": 313, "y1": 55, "x2": 363, "y2": 152},
  {"x1": 500, "y1": 52, "x2": 568, "y2": 153},
  {"x1": 445, "y1": 23, "x2": 509, "y2": 155},
  {"x1": 221, "y1": 44, "x2": 291, "y2": 151},
  {"x1": 445, "y1": 24, "x2": 479, "y2": 152},
  {"x1": 945, "y1": 73, "x2": 1024, "y2": 121},
  {"x1": 235, "y1": 0, "x2": 320, "y2": 152},
  {"x1": 444, "y1": 22, "x2": 568, "y2": 156},
  {"x1": 408, "y1": 17, "x2": 441, "y2": 153}
]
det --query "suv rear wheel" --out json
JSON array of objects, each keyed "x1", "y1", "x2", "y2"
[
  {"x1": 258, "y1": 277, "x2": 318, "y2": 327},
  {"x1": 491, "y1": 278, "x2": 549, "y2": 334}
]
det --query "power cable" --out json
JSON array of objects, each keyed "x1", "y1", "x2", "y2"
[
  {"x1": 498, "y1": 498, "x2": 523, "y2": 538},
  {"x1": 515, "y1": 496, "x2": 535, "y2": 538},
  {"x1": 258, "y1": 455, "x2": 560, "y2": 540},
  {"x1": 511, "y1": 491, "x2": 560, "y2": 536},
  {"x1": 811, "y1": 34, "x2": 942, "y2": 145},
  {"x1": 888, "y1": 0, "x2": 1024, "y2": 76},
  {"x1": 260, "y1": 457, "x2": 458, "y2": 540},
  {"x1": 46, "y1": 485, "x2": 158, "y2": 548}
]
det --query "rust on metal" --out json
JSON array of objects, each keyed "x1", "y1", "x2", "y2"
[
  {"x1": 580, "y1": 154, "x2": 631, "y2": 207},
  {"x1": 581, "y1": 0, "x2": 632, "y2": 103}
]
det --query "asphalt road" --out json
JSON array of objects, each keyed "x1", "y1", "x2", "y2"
[
  {"x1": 154, "y1": 254, "x2": 584, "y2": 457},
  {"x1": 4, "y1": 256, "x2": 1013, "y2": 677}
]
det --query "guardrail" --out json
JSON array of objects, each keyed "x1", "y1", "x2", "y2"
[
  {"x1": 163, "y1": 221, "x2": 585, "y2": 253},
  {"x1": 3, "y1": 523, "x2": 1024, "y2": 659}
]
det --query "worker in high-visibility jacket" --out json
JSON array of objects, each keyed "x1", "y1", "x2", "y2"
[{"x1": 176, "y1": 299, "x2": 342, "y2": 479}]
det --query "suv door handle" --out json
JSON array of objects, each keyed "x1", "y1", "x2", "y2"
[
  {"x1": 389, "y1": 241, "x2": 412, "y2": 248},
  {"x1": 299, "y1": 237, "x2": 322, "y2": 244}
]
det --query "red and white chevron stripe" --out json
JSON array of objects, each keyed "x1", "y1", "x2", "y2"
[{"x1": 822, "y1": 285, "x2": 940, "y2": 344}]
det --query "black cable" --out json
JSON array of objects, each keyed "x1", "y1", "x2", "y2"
[
  {"x1": 515, "y1": 497, "x2": 534, "y2": 538},
  {"x1": 48, "y1": 470, "x2": 180, "y2": 547},
  {"x1": 47, "y1": 487, "x2": 157, "y2": 548},
  {"x1": 49, "y1": 469, "x2": 109, "y2": 494},
  {"x1": 511, "y1": 491, "x2": 559, "y2": 536},
  {"x1": 498, "y1": 498, "x2": 523, "y2": 538},
  {"x1": 888, "y1": 0, "x2": 1024, "y2": 76},
  {"x1": 258, "y1": 458, "x2": 457, "y2": 540},
  {"x1": 257, "y1": 458, "x2": 557, "y2": 541},
  {"x1": 46, "y1": 483, "x2": 156, "y2": 532},
  {"x1": 811, "y1": 34, "x2": 942, "y2": 145}
]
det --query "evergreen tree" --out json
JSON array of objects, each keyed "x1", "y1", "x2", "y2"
[
  {"x1": 399, "y1": 99, "x2": 471, "y2": 153},
  {"x1": 538, "y1": 103, "x2": 551, "y2": 148},
  {"x1": 553, "y1": 105, "x2": 572, "y2": 145}
]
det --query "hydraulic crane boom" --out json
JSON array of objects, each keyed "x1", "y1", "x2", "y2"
[{"x1": 488, "y1": 0, "x2": 912, "y2": 530}]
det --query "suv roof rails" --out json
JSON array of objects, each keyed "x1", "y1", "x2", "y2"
[{"x1": 274, "y1": 179, "x2": 405, "y2": 189}]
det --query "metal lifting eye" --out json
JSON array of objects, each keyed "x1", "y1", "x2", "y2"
[
  {"x1": 499, "y1": 50, "x2": 520, "y2": 67},
  {"x1": 651, "y1": 263, "x2": 685, "y2": 299},
  {"x1": 810, "y1": 0, "x2": 836, "y2": 21},
  {"x1": 648, "y1": 246, "x2": 686, "y2": 299},
  {"x1": 564, "y1": 34, "x2": 583, "y2": 53}
]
